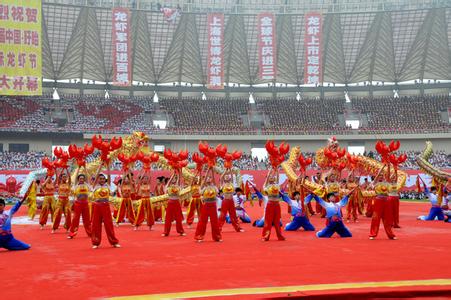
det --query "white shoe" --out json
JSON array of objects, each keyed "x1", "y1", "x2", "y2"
[
  {"x1": 180, "y1": 233, "x2": 186, "y2": 236},
  {"x1": 51, "y1": 229, "x2": 56, "y2": 234},
  {"x1": 40, "y1": 225, "x2": 44, "y2": 230},
  {"x1": 369, "y1": 237, "x2": 375, "y2": 240},
  {"x1": 196, "y1": 239, "x2": 203, "y2": 243},
  {"x1": 161, "y1": 233, "x2": 168, "y2": 237},
  {"x1": 92, "y1": 245, "x2": 99, "y2": 249},
  {"x1": 239, "y1": 229, "x2": 245, "y2": 232},
  {"x1": 133, "y1": 226, "x2": 138, "y2": 231},
  {"x1": 113, "y1": 244, "x2": 121, "y2": 248}
]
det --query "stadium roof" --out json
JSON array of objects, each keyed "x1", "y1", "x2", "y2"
[{"x1": 41, "y1": 1, "x2": 451, "y2": 86}]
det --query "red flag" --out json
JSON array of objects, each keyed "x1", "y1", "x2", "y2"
[{"x1": 416, "y1": 176, "x2": 422, "y2": 193}]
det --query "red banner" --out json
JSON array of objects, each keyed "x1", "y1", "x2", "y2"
[
  {"x1": 112, "y1": 7, "x2": 131, "y2": 86},
  {"x1": 207, "y1": 13, "x2": 224, "y2": 89},
  {"x1": 304, "y1": 12, "x2": 322, "y2": 85},
  {"x1": 258, "y1": 13, "x2": 276, "y2": 80}
]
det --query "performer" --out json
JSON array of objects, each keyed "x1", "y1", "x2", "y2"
[
  {"x1": 417, "y1": 183, "x2": 444, "y2": 221},
  {"x1": 346, "y1": 174, "x2": 360, "y2": 223},
  {"x1": 91, "y1": 164, "x2": 120, "y2": 248},
  {"x1": 369, "y1": 174, "x2": 396, "y2": 240},
  {"x1": 442, "y1": 189, "x2": 450, "y2": 223},
  {"x1": 261, "y1": 170, "x2": 285, "y2": 241},
  {"x1": 231, "y1": 187, "x2": 251, "y2": 223},
  {"x1": 306, "y1": 190, "x2": 353, "y2": 238},
  {"x1": 115, "y1": 172, "x2": 136, "y2": 226},
  {"x1": 134, "y1": 174, "x2": 155, "y2": 230},
  {"x1": 153, "y1": 176, "x2": 165, "y2": 222},
  {"x1": 39, "y1": 174, "x2": 56, "y2": 229},
  {"x1": 68, "y1": 171, "x2": 92, "y2": 239},
  {"x1": 162, "y1": 172, "x2": 185, "y2": 236},
  {"x1": 252, "y1": 186, "x2": 267, "y2": 228},
  {"x1": 283, "y1": 191, "x2": 315, "y2": 232},
  {"x1": 186, "y1": 176, "x2": 202, "y2": 227},
  {"x1": 218, "y1": 172, "x2": 243, "y2": 232},
  {"x1": 0, "y1": 197, "x2": 30, "y2": 251},
  {"x1": 388, "y1": 175, "x2": 401, "y2": 228},
  {"x1": 194, "y1": 168, "x2": 222, "y2": 242},
  {"x1": 52, "y1": 169, "x2": 72, "y2": 233},
  {"x1": 313, "y1": 172, "x2": 324, "y2": 215},
  {"x1": 26, "y1": 179, "x2": 39, "y2": 220},
  {"x1": 365, "y1": 176, "x2": 375, "y2": 218}
]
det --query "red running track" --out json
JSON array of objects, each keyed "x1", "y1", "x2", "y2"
[{"x1": 2, "y1": 201, "x2": 450, "y2": 300}]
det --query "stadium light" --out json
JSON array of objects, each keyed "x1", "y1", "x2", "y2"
[
  {"x1": 201, "y1": 92, "x2": 207, "y2": 101},
  {"x1": 249, "y1": 92, "x2": 255, "y2": 104},
  {"x1": 52, "y1": 88, "x2": 60, "y2": 100},
  {"x1": 344, "y1": 91, "x2": 351, "y2": 103},
  {"x1": 296, "y1": 92, "x2": 301, "y2": 101},
  {"x1": 393, "y1": 89, "x2": 399, "y2": 98},
  {"x1": 104, "y1": 90, "x2": 110, "y2": 99},
  {"x1": 153, "y1": 91, "x2": 159, "y2": 103}
]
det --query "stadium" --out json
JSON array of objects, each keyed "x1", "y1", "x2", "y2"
[{"x1": 0, "y1": 0, "x2": 450, "y2": 299}]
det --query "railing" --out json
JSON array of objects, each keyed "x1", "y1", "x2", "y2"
[{"x1": 43, "y1": 0, "x2": 450, "y2": 13}]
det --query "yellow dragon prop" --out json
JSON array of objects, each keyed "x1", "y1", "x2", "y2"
[{"x1": 282, "y1": 144, "x2": 407, "y2": 197}]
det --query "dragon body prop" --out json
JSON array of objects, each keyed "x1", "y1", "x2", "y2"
[
  {"x1": 416, "y1": 141, "x2": 450, "y2": 185},
  {"x1": 282, "y1": 143, "x2": 407, "y2": 197}
]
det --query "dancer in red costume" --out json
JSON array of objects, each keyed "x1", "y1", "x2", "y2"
[
  {"x1": 186, "y1": 176, "x2": 202, "y2": 227},
  {"x1": 52, "y1": 169, "x2": 72, "y2": 233},
  {"x1": 153, "y1": 176, "x2": 165, "y2": 222},
  {"x1": 39, "y1": 175, "x2": 56, "y2": 229},
  {"x1": 194, "y1": 167, "x2": 222, "y2": 242},
  {"x1": 369, "y1": 173, "x2": 396, "y2": 240},
  {"x1": 91, "y1": 163, "x2": 120, "y2": 248},
  {"x1": 365, "y1": 176, "x2": 375, "y2": 217},
  {"x1": 115, "y1": 172, "x2": 136, "y2": 226},
  {"x1": 218, "y1": 171, "x2": 243, "y2": 232},
  {"x1": 346, "y1": 174, "x2": 360, "y2": 223},
  {"x1": 134, "y1": 173, "x2": 155, "y2": 230},
  {"x1": 67, "y1": 170, "x2": 92, "y2": 239},
  {"x1": 162, "y1": 173, "x2": 185, "y2": 236},
  {"x1": 261, "y1": 170, "x2": 285, "y2": 241},
  {"x1": 389, "y1": 175, "x2": 401, "y2": 228},
  {"x1": 313, "y1": 172, "x2": 324, "y2": 215}
]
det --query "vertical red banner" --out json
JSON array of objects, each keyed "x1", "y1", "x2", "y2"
[
  {"x1": 207, "y1": 13, "x2": 224, "y2": 89},
  {"x1": 258, "y1": 13, "x2": 276, "y2": 81},
  {"x1": 112, "y1": 7, "x2": 131, "y2": 86},
  {"x1": 303, "y1": 12, "x2": 322, "y2": 85}
]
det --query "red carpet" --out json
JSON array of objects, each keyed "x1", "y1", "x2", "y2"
[{"x1": 2, "y1": 201, "x2": 450, "y2": 300}]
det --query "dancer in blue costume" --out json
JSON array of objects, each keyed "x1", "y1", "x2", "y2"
[
  {"x1": 282, "y1": 191, "x2": 315, "y2": 231},
  {"x1": 0, "y1": 197, "x2": 31, "y2": 251},
  {"x1": 305, "y1": 191, "x2": 353, "y2": 238}
]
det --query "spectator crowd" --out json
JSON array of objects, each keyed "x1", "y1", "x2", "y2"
[{"x1": 1, "y1": 94, "x2": 449, "y2": 135}]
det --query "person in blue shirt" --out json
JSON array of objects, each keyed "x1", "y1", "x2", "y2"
[
  {"x1": 0, "y1": 197, "x2": 31, "y2": 251},
  {"x1": 305, "y1": 191, "x2": 353, "y2": 238},
  {"x1": 417, "y1": 185, "x2": 444, "y2": 221},
  {"x1": 282, "y1": 191, "x2": 315, "y2": 232}
]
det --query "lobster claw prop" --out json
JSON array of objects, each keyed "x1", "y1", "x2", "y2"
[
  {"x1": 192, "y1": 152, "x2": 206, "y2": 172},
  {"x1": 42, "y1": 157, "x2": 56, "y2": 177},
  {"x1": 298, "y1": 154, "x2": 312, "y2": 173},
  {"x1": 165, "y1": 148, "x2": 189, "y2": 171},
  {"x1": 265, "y1": 140, "x2": 290, "y2": 169}
]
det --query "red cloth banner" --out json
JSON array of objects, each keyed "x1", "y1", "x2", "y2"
[
  {"x1": 258, "y1": 13, "x2": 276, "y2": 80},
  {"x1": 303, "y1": 12, "x2": 322, "y2": 85},
  {"x1": 112, "y1": 7, "x2": 131, "y2": 86},
  {"x1": 207, "y1": 13, "x2": 224, "y2": 89}
]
